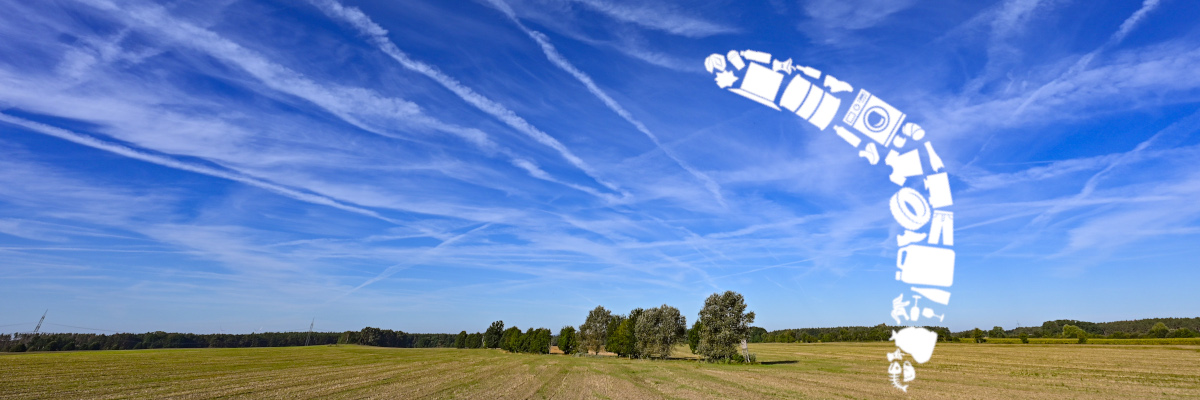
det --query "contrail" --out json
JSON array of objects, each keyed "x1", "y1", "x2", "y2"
[
  {"x1": 0, "y1": 113, "x2": 398, "y2": 224},
  {"x1": 74, "y1": 0, "x2": 615, "y2": 201},
  {"x1": 307, "y1": 0, "x2": 629, "y2": 200},
  {"x1": 336, "y1": 223, "x2": 493, "y2": 299},
  {"x1": 483, "y1": 0, "x2": 727, "y2": 207},
  {"x1": 1014, "y1": 0, "x2": 1162, "y2": 116}
]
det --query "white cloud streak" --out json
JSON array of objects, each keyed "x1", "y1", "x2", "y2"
[
  {"x1": 339, "y1": 222, "x2": 494, "y2": 298},
  {"x1": 484, "y1": 0, "x2": 727, "y2": 207},
  {"x1": 567, "y1": 0, "x2": 737, "y2": 38},
  {"x1": 306, "y1": 0, "x2": 627, "y2": 201},
  {"x1": 1013, "y1": 0, "x2": 1164, "y2": 116},
  {"x1": 71, "y1": 0, "x2": 619, "y2": 202},
  {"x1": 0, "y1": 112, "x2": 397, "y2": 224}
]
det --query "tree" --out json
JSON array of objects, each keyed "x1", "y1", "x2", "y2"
[
  {"x1": 1149, "y1": 322, "x2": 1170, "y2": 338},
  {"x1": 533, "y1": 328, "x2": 552, "y2": 354},
  {"x1": 557, "y1": 326, "x2": 579, "y2": 355},
  {"x1": 1041, "y1": 321, "x2": 1060, "y2": 338},
  {"x1": 467, "y1": 332, "x2": 483, "y2": 348},
  {"x1": 501, "y1": 327, "x2": 521, "y2": 352},
  {"x1": 972, "y1": 328, "x2": 986, "y2": 343},
  {"x1": 607, "y1": 319, "x2": 635, "y2": 357},
  {"x1": 455, "y1": 331, "x2": 467, "y2": 349},
  {"x1": 779, "y1": 331, "x2": 796, "y2": 343},
  {"x1": 606, "y1": 314, "x2": 627, "y2": 354},
  {"x1": 696, "y1": 291, "x2": 756, "y2": 362},
  {"x1": 989, "y1": 326, "x2": 1006, "y2": 338},
  {"x1": 748, "y1": 327, "x2": 768, "y2": 343},
  {"x1": 687, "y1": 321, "x2": 702, "y2": 353},
  {"x1": 484, "y1": 321, "x2": 505, "y2": 349},
  {"x1": 1062, "y1": 325, "x2": 1085, "y2": 340},
  {"x1": 580, "y1": 306, "x2": 611, "y2": 354},
  {"x1": 1019, "y1": 332, "x2": 1029, "y2": 344},
  {"x1": 521, "y1": 328, "x2": 536, "y2": 353},
  {"x1": 359, "y1": 327, "x2": 382, "y2": 346},
  {"x1": 635, "y1": 304, "x2": 687, "y2": 359}
]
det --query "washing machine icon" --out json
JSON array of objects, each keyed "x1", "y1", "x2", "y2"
[{"x1": 843, "y1": 89, "x2": 905, "y2": 147}]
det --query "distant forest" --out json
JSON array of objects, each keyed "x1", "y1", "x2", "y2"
[
  {"x1": 754, "y1": 317, "x2": 1200, "y2": 343},
  {"x1": 0, "y1": 329, "x2": 457, "y2": 353},
  {"x1": 4, "y1": 317, "x2": 1197, "y2": 352}
]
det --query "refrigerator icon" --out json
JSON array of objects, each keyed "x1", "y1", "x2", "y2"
[{"x1": 896, "y1": 244, "x2": 954, "y2": 287}]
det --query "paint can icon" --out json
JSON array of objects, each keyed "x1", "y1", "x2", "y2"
[{"x1": 896, "y1": 245, "x2": 954, "y2": 287}]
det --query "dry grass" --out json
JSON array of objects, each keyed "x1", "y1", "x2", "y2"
[{"x1": 2, "y1": 342, "x2": 1198, "y2": 399}]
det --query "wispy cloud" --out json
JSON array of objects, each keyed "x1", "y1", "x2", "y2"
[
  {"x1": 305, "y1": 0, "x2": 626, "y2": 201},
  {"x1": 798, "y1": 0, "x2": 917, "y2": 44},
  {"x1": 566, "y1": 0, "x2": 737, "y2": 38},
  {"x1": 341, "y1": 222, "x2": 493, "y2": 298},
  {"x1": 1015, "y1": 0, "x2": 1164, "y2": 114},
  {"x1": 484, "y1": 0, "x2": 726, "y2": 207},
  {"x1": 0, "y1": 113, "x2": 397, "y2": 224}
]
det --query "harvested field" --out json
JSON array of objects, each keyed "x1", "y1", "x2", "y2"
[{"x1": 2, "y1": 342, "x2": 1198, "y2": 399}]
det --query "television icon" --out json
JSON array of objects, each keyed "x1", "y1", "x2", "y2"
[{"x1": 843, "y1": 89, "x2": 905, "y2": 147}]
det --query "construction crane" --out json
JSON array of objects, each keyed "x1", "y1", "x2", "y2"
[{"x1": 32, "y1": 310, "x2": 47, "y2": 334}]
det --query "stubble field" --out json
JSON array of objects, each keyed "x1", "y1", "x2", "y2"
[{"x1": 2, "y1": 342, "x2": 1198, "y2": 399}]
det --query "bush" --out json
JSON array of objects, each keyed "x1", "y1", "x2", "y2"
[
  {"x1": 1019, "y1": 333, "x2": 1029, "y2": 344},
  {"x1": 1169, "y1": 327, "x2": 1198, "y2": 338}
]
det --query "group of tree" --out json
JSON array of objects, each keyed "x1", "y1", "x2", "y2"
[
  {"x1": 571, "y1": 291, "x2": 754, "y2": 363},
  {"x1": 473, "y1": 321, "x2": 554, "y2": 354},
  {"x1": 957, "y1": 318, "x2": 1200, "y2": 341},
  {"x1": 338, "y1": 327, "x2": 459, "y2": 348},
  {"x1": 454, "y1": 331, "x2": 484, "y2": 349},
  {"x1": 500, "y1": 326, "x2": 553, "y2": 354},
  {"x1": 576, "y1": 304, "x2": 688, "y2": 359},
  {"x1": 0, "y1": 331, "x2": 342, "y2": 352}
]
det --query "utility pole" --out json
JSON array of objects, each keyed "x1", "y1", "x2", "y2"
[
  {"x1": 305, "y1": 318, "x2": 314, "y2": 346},
  {"x1": 33, "y1": 310, "x2": 47, "y2": 334}
]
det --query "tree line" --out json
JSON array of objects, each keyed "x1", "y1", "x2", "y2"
[
  {"x1": 962, "y1": 318, "x2": 1200, "y2": 343},
  {"x1": 8, "y1": 311, "x2": 1192, "y2": 354},
  {"x1": 0, "y1": 327, "x2": 469, "y2": 352},
  {"x1": 0, "y1": 331, "x2": 342, "y2": 352},
  {"x1": 337, "y1": 327, "x2": 463, "y2": 348},
  {"x1": 758, "y1": 325, "x2": 955, "y2": 343}
]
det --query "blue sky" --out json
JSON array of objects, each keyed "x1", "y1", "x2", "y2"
[{"x1": 1, "y1": 0, "x2": 1198, "y2": 335}]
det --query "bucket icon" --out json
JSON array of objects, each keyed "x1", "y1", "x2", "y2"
[{"x1": 896, "y1": 245, "x2": 954, "y2": 287}]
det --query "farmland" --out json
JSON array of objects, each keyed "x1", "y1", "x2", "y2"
[{"x1": 2, "y1": 342, "x2": 1198, "y2": 399}]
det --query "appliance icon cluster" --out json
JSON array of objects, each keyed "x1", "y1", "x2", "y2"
[{"x1": 707, "y1": 50, "x2": 956, "y2": 392}]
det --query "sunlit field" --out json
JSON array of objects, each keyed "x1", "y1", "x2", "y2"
[{"x1": 2, "y1": 342, "x2": 1198, "y2": 399}]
